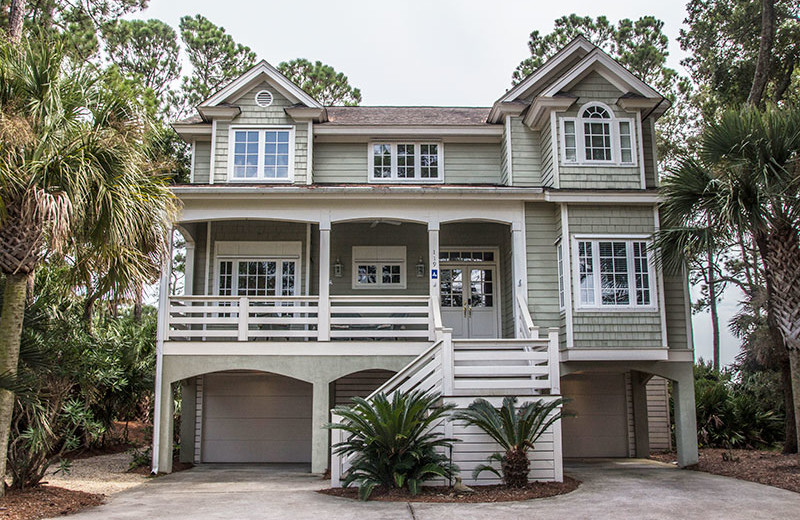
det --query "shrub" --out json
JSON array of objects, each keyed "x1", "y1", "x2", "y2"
[
  {"x1": 453, "y1": 396, "x2": 568, "y2": 488},
  {"x1": 327, "y1": 390, "x2": 458, "y2": 500}
]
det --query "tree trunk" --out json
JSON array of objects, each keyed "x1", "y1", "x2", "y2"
[
  {"x1": 747, "y1": 0, "x2": 776, "y2": 106},
  {"x1": 133, "y1": 285, "x2": 143, "y2": 323},
  {"x1": 707, "y1": 223, "x2": 720, "y2": 371},
  {"x1": 0, "y1": 273, "x2": 29, "y2": 496},
  {"x1": 782, "y1": 359, "x2": 797, "y2": 453},
  {"x1": 789, "y1": 351, "x2": 800, "y2": 461},
  {"x1": 6, "y1": 0, "x2": 26, "y2": 41}
]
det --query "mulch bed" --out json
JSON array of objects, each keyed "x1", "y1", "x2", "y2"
[
  {"x1": 319, "y1": 476, "x2": 580, "y2": 503},
  {"x1": 651, "y1": 448, "x2": 800, "y2": 493},
  {"x1": 0, "y1": 486, "x2": 103, "y2": 520}
]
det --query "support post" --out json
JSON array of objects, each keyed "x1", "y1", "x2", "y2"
[
  {"x1": 318, "y1": 222, "x2": 331, "y2": 341},
  {"x1": 631, "y1": 371, "x2": 651, "y2": 458},
  {"x1": 311, "y1": 380, "x2": 330, "y2": 474},
  {"x1": 151, "y1": 229, "x2": 173, "y2": 474},
  {"x1": 179, "y1": 378, "x2": 196, "y2": 464},
  {"x1": 238, "y1": 297, "x2": 249, "y2": 341},
  {"x1": 672, "y1": 364, "x2": 699, "y2": 467},
  {"x1": 330, "y1": 412, "x2": 343, "y2": 487},
  {"x1": 441, "y1": 329, "x2": 454, "y2": 396},
  {"x1": 184, "y1": 241, "x2": 195, "y2": 296},
  {"x1": 511, "y1": 220, "x2": 527, "y2": 338},
  {"x1": 548, "y1": 327, "x2": 560, "y2": 394},
  {"x1": 428, "y1": 221, "x2": 440, "y2": 303}
]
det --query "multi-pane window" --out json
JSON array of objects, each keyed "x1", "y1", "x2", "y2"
[
  {"x1": 231, "y1": 128, "x2": 293, "y2": 180},
  {"x1": 372, "y1": 144, "x2": 392, "y2": 178},
  {"x1": 440, "y1": 268, "x2": 464, "y2": 308},
  {"x1": 574, "y1": 239, "x2": 655, "y2": 309},
  {"x1": 369, "y1": 143, "x2": 442, "y2": 181},
  {"x1": 560, "y1": 104, "x2": 636, "y2": 166},
  {"x1": 217, "y1": 259, "x2": 298, "y2": 296},
  {"x1": 355, "y1": 263, "x2": 403, "y2": 287}
]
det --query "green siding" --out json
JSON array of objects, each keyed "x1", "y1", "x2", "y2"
[
  {"x1": 664, "y1": 270, "x2": 690, "y2": 350},
  {"x1": 511, "y1": 117, "x2": 542, "y2": 186},
  {"x1": 212, "y1": 82, "x2": 307, "y2": 184},
  {"x1": 500, "y1": 122, "x2": 510, "y2": 185},
  {"x1": 555, "y1": 71, "x2": 643, "y2": 190},
  {"x1": 444, "y1": 143, "x2": 502, "y2": 184},
  {"x1": 313, "y1": 143, "x2": 369, "y2": 183},
  {"x1": 313, "y1": 142, "x2": 502, "y2": 185},
  {"x1": 541, "y1": 124, "x2": 554, "y2": 187},
  {"x1": 192, "y1": 141, "x2": 211, "y2": 184},
  {"x1": 524, "y1": 203, "x2": 561, "y2": 329},
  {"x1": 642, "y1": 118, "x2": 658, "y2": 188},
  {"x1": 566, "y1": 204, "x2": 663, "y2": 349}
]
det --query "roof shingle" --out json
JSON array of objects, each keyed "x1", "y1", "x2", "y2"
[{"x1": 322, "y1": 106, "x2": 492, "y2": 126}]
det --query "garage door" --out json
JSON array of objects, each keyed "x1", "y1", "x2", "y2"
[
  {"x1": 561, "y1": 373, "x2": 629, "y2": 458},
  {"x1": 201, "y1": 372, "x2": 312, "y2": 463}
]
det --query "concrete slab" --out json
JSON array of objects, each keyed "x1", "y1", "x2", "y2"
[{"x1": 55, "y1": 459, "x2": 800, "y2": 520}]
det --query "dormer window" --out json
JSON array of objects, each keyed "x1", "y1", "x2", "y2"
[
  {"x1": 229, "y1": 126, "x2": 295, "y2": 182},
  {"x1": 368, "y1": 142, "x2": 443, "y2": 182},
  {"x1": 560, "y1": 103, "x2": 636, "y2": 166}
]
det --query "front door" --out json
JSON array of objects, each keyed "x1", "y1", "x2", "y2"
[{"x1": 440, "y1": 263, "x2": 498, "y2": 339}]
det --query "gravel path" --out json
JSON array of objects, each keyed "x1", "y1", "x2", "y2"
[{"x1": 43, "y1": 452, "x2": 148, "y2": 496}]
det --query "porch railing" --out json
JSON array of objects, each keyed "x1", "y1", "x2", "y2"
[{"x1": 165, "y1": 294, "x2": 433, "y2": 342}]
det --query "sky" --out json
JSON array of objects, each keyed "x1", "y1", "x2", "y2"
[{"x1": 132, "y1": 0, "x2": 738, "y2": 366}]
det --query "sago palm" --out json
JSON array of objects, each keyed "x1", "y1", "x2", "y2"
[
  {"x1": 0, "y1": 36, "x2": 177, "y2": 490},
  {"x1": 327, "y1": 390, "x2": 457, "y2": 500},
  {"x1": 453, "y1": 396, "x2": 567, "y2": 487}
]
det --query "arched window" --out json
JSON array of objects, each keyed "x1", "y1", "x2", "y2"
[
  {"x1": 581, "y1": 105, "x2": 612, "y2": 161},
  {"x1": 560, "y1": 103, "x2": 636, "y2": 166}
]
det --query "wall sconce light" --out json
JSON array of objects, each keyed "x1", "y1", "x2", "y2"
[
  {"x1": 416, "y1": 256, "x2": 425, "y2": 278},
  {"x1": 333, "y1": 258, "x2": 343, "y2": 278}
]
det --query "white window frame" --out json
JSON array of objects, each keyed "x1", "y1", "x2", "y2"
[
  {"x1": 228, "y1": 125, "x2": 295, "y2": 182},
  {"x1": 367, "y1": 142, "x2": 444, "y2": 183},
  {"x1": 213, "y1": 241, "x2": 302, "y2": 297},
  {"x1": 556, "y1": 241, "x2": 565, "y2": 311},
  {"x1": 351, "y1": 246, "x2": 407, "y2": 289},
  {"x1": 559, "y1": 102, "x2": 637, "y2": 167},
  {"x1": 216, "y1": 258, "x2": 300, "y2": 297},
  {"x1": 571, "y1": 235, "x2": 657, "y2": 312}
]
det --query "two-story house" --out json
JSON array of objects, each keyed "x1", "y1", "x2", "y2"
[{"x1": 152, "y1": 36, "x2": 698, "y2": 484}]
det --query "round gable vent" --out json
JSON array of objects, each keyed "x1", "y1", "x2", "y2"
[{"x1": 255, "y1": 90, "x2": 274, "y2": 107}]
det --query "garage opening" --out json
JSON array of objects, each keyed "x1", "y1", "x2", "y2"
[
  {"x1": 200, "y1": 371, "x2": 312, "y2": 463},
  {"x1": 561, "y1": 373, "x2": 629, "y2": 458}
]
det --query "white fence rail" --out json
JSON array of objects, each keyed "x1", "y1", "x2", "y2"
[{"x1": 329, "y1": 295, "x2": 431, "y2": 341}]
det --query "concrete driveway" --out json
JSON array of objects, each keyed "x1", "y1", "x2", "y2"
[{"x1": 56, "y1": 459, "x2": 800, "y2": 520}]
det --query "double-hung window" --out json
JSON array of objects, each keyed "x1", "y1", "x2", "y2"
[
  {"x1": 560, "y1": 104, "x2": 636, "y2": 166},
  {"x1": 230, "y1": 127, "x2": 294, "y2": 181},
  {"x1": 573, "y1": 238, "x2": 655, "y2": 310},
  {"x1": 369, "y1": 143, "x2": 443, "y2": 182}
]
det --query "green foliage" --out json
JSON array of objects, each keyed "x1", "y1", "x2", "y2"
[
  {"x1": 694, "y1": 362, "x2": 784, "y2": 449},
  {"x1": 327, "y1": 391, "x2": 457, "y2": 501},
  {"x1": 0, "y1": 267, "x2": 157, "y2": 488},
  {"x1": 176, "y1": 14, "x2": 256, "y2": 111},
  {"x1": 103, "y1": 19, "x2": 181, "y2": 96},
  {"x1": 277, "y1": 58, "x2": 361, "y2": 106},
  {"x1": 680, "y1": 0, "x2": 800, "y2": 115},
  {"x1": 453, "y1": 396, "x2": 568, "y2": 487}
]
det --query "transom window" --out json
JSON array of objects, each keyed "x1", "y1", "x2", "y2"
[
  {"x1": 230, "y1": 127, "x2": 294, "y2": 181},
  {"x1": 560, "y1": 104, "x2": 636, "y2": 166},
  {"x1": 369, "y1": 142, "x2": 443, "y2": 182},
  {"x1": 573, "y1": 238, "x2": 655, "y2": 309}
]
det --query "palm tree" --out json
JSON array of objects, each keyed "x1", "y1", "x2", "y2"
[
  {"x1": 0, "y1": 36, "x2": 177, "y2": 492},
  {"x1": 701, "y1": 105, "x2": 800, "y2": 456},
  {"x1": 453, "y1": 396, "x2": 567, "y2": 488}
]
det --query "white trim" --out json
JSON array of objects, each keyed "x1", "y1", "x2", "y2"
[
  {"x1": 209, "y1": 120, "x2": 217, "y2": 185},
  {"x1": 560, "y1": 205, "x2": 574, "y2": 348},
  {"x1": 306, "y1": 121, "x2": 313, "y2": 185},
  {"x1": 654, "y1": 209, "x2": 669, "y2": 347},
  {"x1": 367, "y1": 142, "x2": 444, "y2": 184},
  {"x1": 550, "y1": 111, "x2": 560, "y2": 188},
  {"x1": 314, "y1": 125, "x2": 502, "y2": 137},
  {"x1": 571, "y1": 235, "x2": 658, "y2": 312},
  {"x1": 190, "y1": 139, "x2": 196, "y2": 184},
  {"x1": 227, "y1": 125, "x2": 296, "y2": 183},
  {"x1": 504, "y1": 115, "x2": 513, "y2": 186},
  {"x1": 212, "y1": 241, "x2": 303, "y2": 298},
  {"x1": 164, "y1": 341, "x2": 431, "y2": 357},
  {"x1": 184, "y1": 241, "x2": 195, "y2": 296},
  {"x1": 636, "y1": 111, "x2": 646, "y2": 189},
  {"x1": 201, "y1": 60, "x2": 322, "y2": 109},
  {"x1": 558, "y1": 103, "x2": 637, "y2": 167},
  {"x1": 203, "y1": 223, "x2": 211, "y2": 295},
  {"x1": 683, "y1": 265, "x2": 694, "y2": 352},
  {"x1": 560, "y1": 347, "x2": 669, "y2": 362},
  {"x1": 439, "y1": 246, "x2": 503, "y2": 337},
  {"x1": 305, "y1": 224, "x2": 311, "y2": 295}
]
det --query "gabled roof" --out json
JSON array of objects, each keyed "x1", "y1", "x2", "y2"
[
  {"x1": 322, "y1": 107, "x2": 492, "y2": 126},
  {"x1": 199, "y1": 60, "x2": 323, "y2": 110},
  {"x1": 488, "y1": 35, "x2": 668, "y2": 123}
]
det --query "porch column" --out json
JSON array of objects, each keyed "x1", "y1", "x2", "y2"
[
  {"x1": 156, "y1": 378, "x2": 175, "y2": 473},
  {"x1": 179, "y1": 378, "x2": 197, "y2": 464},
  {"x1": 311, "y1": 380, "x2": 330, "y2": 474},
  {"x1": 631, "y1": 371, "x2": 651, "y2": 458},
  {"x1": 672, "y1": 364, "x2": 699, "y2": 467},
  {"x1": 152, "y1": 229, "x2": 173, "y2": 474},
  {"x1": 318, "y1": 221, "x2": 331, "y2": 341},
  {"x1": 511, "y1": 220, "x2": 528, "y2": 337},
  {"x1": 184, "y1": 241, "x2": 195, "y2": 295},
  {"x1": 428, "y1": 221, "x2": 440, "y2": 302}
]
